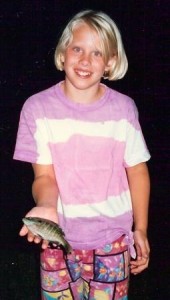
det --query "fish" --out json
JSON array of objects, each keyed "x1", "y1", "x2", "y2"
[{"x1": 22, "y1": 217, "x2": 72, "y2": 254}]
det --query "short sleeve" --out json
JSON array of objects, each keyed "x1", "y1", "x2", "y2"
[
  {"x1": 13, "y1": 97, "x2": 52, "y2": 164},
  {"x1": 124, "y1": 100, "x2": 151, "y2": 167}
]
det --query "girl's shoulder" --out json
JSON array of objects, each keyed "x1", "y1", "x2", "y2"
[
  {"x1": 19, "y1": 84, "x2": 60, "y2": 121},
  {"x1": 21, "y1": 83, "x2": 63, "y2": 117},
  {"x1": 107, "y1": 86, "x2": 137, "y2": 113},
  {"x1": 24, "y1": 84, "x2": 57, "y2": 107}
]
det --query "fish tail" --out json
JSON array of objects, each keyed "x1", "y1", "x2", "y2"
[{"x1": 64, "y1": 241, "x2": 72, "y2": 254}]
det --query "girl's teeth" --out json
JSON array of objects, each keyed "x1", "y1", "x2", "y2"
[{"x1": 77, "y1": 71, "x2": 90, "y2": 76}]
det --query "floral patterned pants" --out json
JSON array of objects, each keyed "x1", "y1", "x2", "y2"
[{"x1": 40, "y1": 235, "x2": 130, "y2": 300}]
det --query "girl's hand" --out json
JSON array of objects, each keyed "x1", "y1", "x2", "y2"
[
  {"x1": 130, "y1": 230, "x2": 150, "y2": 274},
  {"x1": 19, "y1": 206, "x2": 58, "y2": 249}
]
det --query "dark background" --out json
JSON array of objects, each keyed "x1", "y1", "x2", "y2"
[{"x1": 0, "y1": 1, "x2": 169, "y2": 299}]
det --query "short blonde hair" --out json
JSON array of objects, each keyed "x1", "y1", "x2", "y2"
[{"x1": 54, "y1": 10, "x2": 128, "y2": 80}]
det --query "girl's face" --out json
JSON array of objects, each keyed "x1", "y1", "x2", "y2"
[{"x1": 61, "y1": 23, "x2": 114, "y2": 96}]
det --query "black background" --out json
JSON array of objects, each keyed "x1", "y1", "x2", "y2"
[{"x1": 0, "y1": 1, "x2": 170, "y2": 299}]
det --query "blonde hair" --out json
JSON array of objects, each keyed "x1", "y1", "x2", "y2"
[{"x1": 54, "y1": 10, "x2": 128, "y2": 80}]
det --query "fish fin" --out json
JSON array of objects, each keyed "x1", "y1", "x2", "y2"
[
  {"x1": 49, "y1": 240, "x2": 72, "y2": 254},
  {"x1": 49, "y1": 242, "x2": 61, "y2": 249},
  {"x1": 27, "y1": 228, "x2": 41, "y2": 238}
]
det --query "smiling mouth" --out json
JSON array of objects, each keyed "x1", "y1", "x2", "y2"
[{"x1": 75, "y1": 70, "x2": 91, "y2": 77}]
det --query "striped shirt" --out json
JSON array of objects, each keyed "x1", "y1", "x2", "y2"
[{"x1": 14, "y1": 82, "x2": 150, "y2": 256}]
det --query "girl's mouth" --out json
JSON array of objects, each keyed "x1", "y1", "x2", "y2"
[{"x1": 75, "y1": 69, "x2": 91, "y2": 78}]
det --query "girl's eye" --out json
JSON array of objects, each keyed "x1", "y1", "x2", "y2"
[
  {"x1": 93, "y1": 51, "x2": 102, "y2": 57},
  {"x1": 73, "y1": 47, "x2": 81, "y2": 52}
]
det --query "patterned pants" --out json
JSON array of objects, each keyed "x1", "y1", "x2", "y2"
[{"x1": 40, "y1": 235, "x2": 130, "y2": 300}]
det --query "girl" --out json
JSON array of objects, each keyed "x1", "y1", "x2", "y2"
[{"x1": 14, "y1": 10, "x2": 150, "y2": 300}]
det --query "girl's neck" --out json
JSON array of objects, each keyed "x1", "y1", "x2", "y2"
[{"x1": 61, "y1": 80, "x2": 105, "y2": 104}]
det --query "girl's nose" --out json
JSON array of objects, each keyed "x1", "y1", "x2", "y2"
[{"x1": 79, "y1": 52, "x2": 91, "y2": 66}]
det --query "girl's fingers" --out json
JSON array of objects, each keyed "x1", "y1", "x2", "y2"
[
  {"x1": 19, "y1": 225, "x2": 28, "y2": 236},
  {"x1": 130, "y1": 256, "x2": 149, "y2": 274},
  {"x1": 19, "y1": 224, "x2": 49, "y2": 248},
  {"x1": 41, "y1": 239, "x2": 49, "y2": 249}
]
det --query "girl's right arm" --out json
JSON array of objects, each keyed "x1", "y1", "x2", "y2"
[{"x1": 19, "y1": 163, "x2": 59, "y2": 249}]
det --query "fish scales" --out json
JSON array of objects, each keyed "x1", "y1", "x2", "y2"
[
  {"x1": 22, "y1": 217, "x2": 72, "y2": 253},
  {"x1": 40, "y1": 221, "x2": 58, "y2": 239}
]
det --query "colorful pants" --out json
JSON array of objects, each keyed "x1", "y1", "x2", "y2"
[{"x1": 40, "y1": 235, "x2": 130, "y2": 300}]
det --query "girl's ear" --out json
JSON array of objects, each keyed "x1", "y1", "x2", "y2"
[
  {"x1": 105, "y1": 55, "x2": 117, "y2": 72},
  {"x1": 60, "y1": 53, "x2": 65, "y2": 63}
]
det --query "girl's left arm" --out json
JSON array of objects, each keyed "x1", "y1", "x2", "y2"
[{"x1": 126, "y1": 162, "x2": 150, "y2": 274}]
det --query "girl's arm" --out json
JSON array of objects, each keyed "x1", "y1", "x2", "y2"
[
  {"x1": 126, "y1": 162, "x2": 150, "y2": 274},
  {"x1": 32, "y1": 163, "x2": 58, "y2": 209},
  {"x1": 19, "y1": 163, "x2": 59, "y2": 249}
]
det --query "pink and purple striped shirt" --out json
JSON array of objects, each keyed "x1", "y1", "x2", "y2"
[{"x1": 14, "y1": 82, "x2": 150, "y2": 256}]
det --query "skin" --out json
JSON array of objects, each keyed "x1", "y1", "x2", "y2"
[
  {"x1": 20, "y1": 164, "x2": 59, "y2": 249},
  {"x1": 20, "y1": 23, "x2": 150, "y2": 273},
  {"x1": 60, "y1": 23, "x2": 115, "y2": 103},
  {"x1": 126, "y1": 162, "x2": 150, "y2": 274}
]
